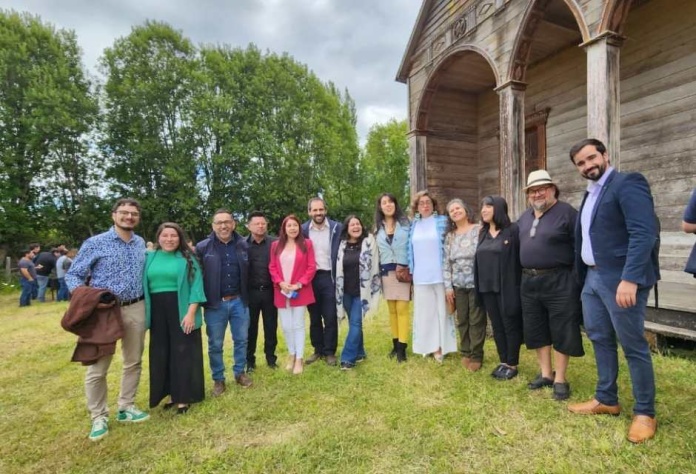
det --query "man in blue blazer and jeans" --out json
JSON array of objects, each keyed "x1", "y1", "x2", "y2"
[
  {"x1": 567, "y1": 138, "x2": 660, "y2": 444},
  {"x1": 302, "y1": 197, "x2": 343, "y2": 366}
]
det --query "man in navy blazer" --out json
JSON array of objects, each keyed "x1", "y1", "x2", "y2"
[
  {"x1": 301, "y1": 197, "x2": 343, "y2": 366},
  {"x1": 567, "y1": 138, "x2": 659, "y2": 444}
]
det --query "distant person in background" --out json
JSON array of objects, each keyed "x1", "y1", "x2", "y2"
[
  {"x1": 374, "y1": 193, "x2": 411, "y2": 363},
  {"x1": 682, "y1": 188, "x2": 696, "y2": 276},
  {"x1": 443, "y1": 198, "x2": 486, "y2": 372},
  {"x1": 29, "y1": 243, "x2": 40, "y2": 299},
  {"x1": 269, "y1": 215, "x2": 317, "y2": 375},
  {"x1": 474, "y1": 196, "x2": 523, "y2": 381},
  {"x1": 35, "y1": 248, "x2": 61, "y2": 302},
  {"x1": 408, "y1": 190, "x2": 457, "y2": 362},
  {"x1": 18, "y1": 248, "x2": 37, "y2": 307},
  {"x1": 56, "y1": 249, "x2": 74, "y2": 302},
  {"x1": 144, "y1": 222, "x2": 206, "y2": 415},
  {"x1": 335, "y1": 215, "x2": 381, "y2": 370}
]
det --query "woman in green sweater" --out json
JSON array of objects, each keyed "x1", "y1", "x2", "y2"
[{"x1": 144, "y1": 222, "x2": 207, "y2": 414}]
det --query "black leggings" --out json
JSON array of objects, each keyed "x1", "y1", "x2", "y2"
[{"x1": 481, "y1": 292, "x2": 522, "y2": 366}]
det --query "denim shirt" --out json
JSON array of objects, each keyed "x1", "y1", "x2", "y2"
[{"x1": 375, "y1": 220, "x2": 410, "y2": 268}]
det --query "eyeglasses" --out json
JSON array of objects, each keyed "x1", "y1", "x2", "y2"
[
  {"x1": 115, "y1": 210, "x2": 140, "y2": 217},
  {"x1": 530, "y1": 218, "x2": 540, "y2": 238},
  {"x1": 213, "y1": 220, "x2": 234, "y2": 226},
  {"x1": 527, "y1": 186, "x2": 551, "y2": 196}
]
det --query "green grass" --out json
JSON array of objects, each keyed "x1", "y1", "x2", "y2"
[{"x1": 1, "y1": 292, "x2": 695, "y2": 473}]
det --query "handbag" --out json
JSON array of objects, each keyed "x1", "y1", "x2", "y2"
[{"x1": 395, "y1": 264, "x2": 412, "y2": 283}]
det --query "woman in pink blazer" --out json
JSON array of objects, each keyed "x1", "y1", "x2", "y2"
[{"x1": 269, "y1": 214, "x2": 317, "y2": 374}]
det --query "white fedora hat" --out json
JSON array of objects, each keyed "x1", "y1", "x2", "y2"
[{"x1": 523, "y1": 170, "x2": 555, "y2": 191}]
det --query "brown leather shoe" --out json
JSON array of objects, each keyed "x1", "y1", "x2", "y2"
[
  {"x1": 468, "y1": 360, "x2": 482, "y2": 372},
  {"x1": 627, "y1": 415, "x2": 657, "y2": 443},
  {"x1": 306, "y1": 353, "x2": 323, "y2": 365},
  {"x1": 567, "y1": 398, "x2": 621, "y2": 416},
  {"x1": 325, "y1": 354, "x2": 337, "y2": 366},
  {"x1": 235, "y1": 373, "x2": 253, "y2": 388},
  {"x1": 212, "y1": 380, "x2": 226, "y2": 397},
  {"x1": 461, "y1": 357, "x2": 471, "y2": 369}
]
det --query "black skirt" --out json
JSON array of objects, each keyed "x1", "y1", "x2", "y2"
[{"x1": 149, "y1": 291, "x2": 205, "y2": 407}]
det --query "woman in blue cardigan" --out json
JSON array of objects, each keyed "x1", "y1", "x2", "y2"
[{"x1": 144, "y1": 222, "x2": 207, "y2": 414}]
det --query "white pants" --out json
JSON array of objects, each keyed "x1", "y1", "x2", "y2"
[
  {"x1": 279, "y1": 304, "x2": 306, "y2": 358},
  {"x1": 412, "y1": 283, "x2": 458, "y2": 355}
]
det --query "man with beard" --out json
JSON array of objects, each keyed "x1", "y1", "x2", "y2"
[
  {"x1": 301, "y1": 197, "x2": 343, "y2": 366},
  {"x1": 66, "y1": 198, "x2": 149, "y2": 441},
  {"x1": 567, "y1": 138, "x2": 660, "y2": 444},
  {"x1": 517, "y1": 170, "x2": 584, "y2": 401},
  {"x1": 196, "y1": 209, "x2": 252, "y2": 395}
]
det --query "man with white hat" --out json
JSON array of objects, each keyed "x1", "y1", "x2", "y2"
[{"x1": 517, "y1": 170, "x2": 584, "y2": 401}]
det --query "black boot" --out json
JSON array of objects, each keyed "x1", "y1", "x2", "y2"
[
  {"x1": 388, "y1": 338, "x2": 398, "y2": 359},
  {"x1": 396, "y1": 342, "x2": 407, "y2": 363}
]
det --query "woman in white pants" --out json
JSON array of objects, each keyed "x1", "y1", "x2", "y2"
[
  {"x1": 408, "y1": 190, "x2": 458, "y2": 362},
  {"x1": 269, "y1": 215, "x2": 317, "y2": 374}
]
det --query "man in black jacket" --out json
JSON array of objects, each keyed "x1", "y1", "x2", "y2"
[{"x1": 196, "y1": 209, "x2": 252, "y2": 396}]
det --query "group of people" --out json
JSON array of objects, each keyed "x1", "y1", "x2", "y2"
[
  {"x1": 18, "y1": 244, "x2": 76, "y2": 306},
  {"x1": 52, "y1": 137, "x2": 682, "y2": 445}
]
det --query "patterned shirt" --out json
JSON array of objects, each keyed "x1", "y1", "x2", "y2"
[
  {"x1": 65, "y1": 226, "x2": 146, "y2": 300},
  {"x1": 443, "y1": 224, "x2": 480, "y2": 290}
]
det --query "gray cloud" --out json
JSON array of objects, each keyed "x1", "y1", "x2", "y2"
[{"x1": 3, "y1": 0, "x2": 422, "y2": 141}]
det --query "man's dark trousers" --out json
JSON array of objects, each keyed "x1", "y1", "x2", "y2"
[
  {"x1": 246, "y1": 287, "x2": 278, "y2": 367},
  {"x1": 308, "y1": 270, "x2": 338, "y2": 356}
]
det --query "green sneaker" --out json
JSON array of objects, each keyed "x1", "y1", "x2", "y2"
[
  {"x1": 89, "y1": 416, "x2": 109, "y2": 441},
  {"x1": 117, "y1": 406, "x2": 150, "y2": 423}
]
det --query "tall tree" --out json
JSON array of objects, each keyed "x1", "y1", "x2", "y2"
[
  {"x1": 100, "y1": 21, "x2": 200, "y2": 240},
  {"x1": 360, "y1": 119, "x2": 410, "y2": 224},
  {"x1": 0, "y1": 10, "x2": 99, "y2": 247}
]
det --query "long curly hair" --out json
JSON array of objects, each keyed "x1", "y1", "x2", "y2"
[{"x1": 155, "y1": 222, "x2": 198, "y2": 282}]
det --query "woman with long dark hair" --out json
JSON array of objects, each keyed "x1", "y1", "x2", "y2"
[
  {"x1": 374, "y1": 193, "x2": 411, "y2": 362},
  {"x1": 144, "y1": 222, "x2": 206, "y2": 414},
  {"x1": 335, "y1": 215, "x2": 381, "y2": 370},
  {"x1": 474, "y1": 196, "x2": 523, "y2": 380},
  {"x1": 268, "y1": 215, "x2": 317, "y2": 375},
  {"x1": 408, "y1": 190, "x2": 458, "y2": 362}
]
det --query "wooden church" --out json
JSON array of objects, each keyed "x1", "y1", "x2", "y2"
[{"x1": 397, "y1": 0, "x2": 696, "y2": 338}]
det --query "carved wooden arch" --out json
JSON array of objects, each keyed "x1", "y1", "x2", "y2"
[
  {"x1": 599, "y1": 0, "x2": 634, "y2": 35},
  {"x1": 507, "y1": 0, "x2": 590, "y2": 83},
  {"x1": 414, "y1": 44, "x2": 501, "y2": 131}
]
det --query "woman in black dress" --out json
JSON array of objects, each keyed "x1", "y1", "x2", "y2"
[
  {"x1": 144, "y1": 223, "x2": 207, "y2": 413},
  {"x1": 474, "y1": 196, "x2": 523, "y2": 380}
]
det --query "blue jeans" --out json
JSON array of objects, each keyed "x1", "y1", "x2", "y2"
[
  {"x1": 57, "y1": 278, "x2": 70, "y2": 301},
  {"x1": 20, "y1": 279, "x2": 33, "y2": 306},
  {"x1": 581, "y1": 268, "x2": 655, "y2": 416},
  {"x1": 36, "y1": 275, "x2": 49, "y2": 302},
  {"x1": 204, "y1": 298, "x2": 249, "y2": 380},
  {"x1": 340, "y1": 295, "x2": 366, "y2": 364}
]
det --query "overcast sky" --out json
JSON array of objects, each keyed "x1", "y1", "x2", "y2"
[{"x1": 3, "y1": 0, "x2": 423, "y2": 142}]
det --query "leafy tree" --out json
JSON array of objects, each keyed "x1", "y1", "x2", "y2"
[
  {"x1": 0, "y1": 10, "x2": 99, "y2": 248},
  {"x1": 360, "y1": 119, "x2": 410, "y2": 226},
  {"x1": 100, "y1": 21, "x2": 201, "y2": 240}
]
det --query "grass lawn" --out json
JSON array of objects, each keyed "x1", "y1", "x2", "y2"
[{"x1": 1, "y1": 292, "x2": 695, "y2": 473}]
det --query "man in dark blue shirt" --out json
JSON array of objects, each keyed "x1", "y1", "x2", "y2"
[{"x1": 196, "y1": 209, "x2": 252, "y2": 396}]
